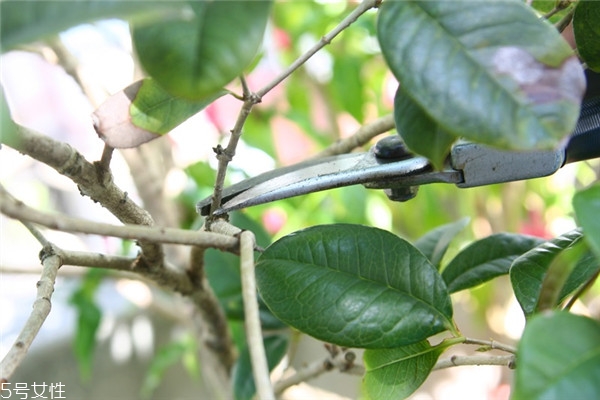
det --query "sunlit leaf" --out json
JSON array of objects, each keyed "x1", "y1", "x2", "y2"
[
  {"x1": 573, "y1": 0, "x2": 600, "y2": 72},
  {"x1": 573, "y1": 183, "x2": 600, "y2": 260},
  {"x1": 378, "y1": 0, "x2": 585, "y2": 150},
  {"x1": 363, "y1": 340, "x2": 443, "y2": 400},
  {"x1": 232, "y1": 335, "x2": 288, "y2": 400},
  {"x1": 512, "y1": 311, "x2": 600, "y2": 400},
  {"x1": 394, "y1": 87, "x2": 456, "y2": 170},
  {"x1": 510, "y1": 229, "x2": 583, "y2": 317},
  {"x1": 132, "y1": 1, "x2": 272, "y2": 100},
  {"x1": 442, "y1": 233, "x2": 544, "y2": 293},
  {"x1": 414, "y1": 217, "x2": 469, "y2": 268},
  {"x1": 256, "y1": 224, "x2": 454, "y2": 348},
  {"x1": 92, "y1": 78, "x2": 226, "y2": 148}
]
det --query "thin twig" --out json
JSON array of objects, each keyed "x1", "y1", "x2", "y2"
[
  {"x1": 99, "y1": 144, "x2": 114, "y2": 171},
  {"x1": 313, "y1": 114, "x2": 395, "y2": 158},
  {"x1": 0, "y1": 185, "x2": 239, "y2": 251},
  {"x1": 274, "y1": 347, "x2": 363, "y2": 395},
  {"x1": 239, "y1": 230, "x2": 274, "y2": 400},
  {"x1": 21, "y1": 221, "x2": 50, "y2": 247},
  {"x1": 433, "y1": 354, "x2": 516, "y2": 371},
  {"x1": 555, "y1": 7, "x2": 575, "y2": 33},
  {"x1": 0, "y1": 244, "x2": 61, "y2": 380},
  {"x1": 207, "y1": 0, "x2": 379, "y2": 221},
  {"x1": 256, "y1": 0, "x2": 379, "y2": 99},
  {"x1": 463, "y1": 337, "x2": 517, "y2": 354}
]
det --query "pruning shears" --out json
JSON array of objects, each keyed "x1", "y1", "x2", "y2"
[{"x1": 197, "y1": 71, "x2": 600, "y2": 217}]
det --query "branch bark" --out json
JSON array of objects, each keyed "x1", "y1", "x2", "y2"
[{"x1": 0, "y1": 244, "x2": 61, "y2": 381}]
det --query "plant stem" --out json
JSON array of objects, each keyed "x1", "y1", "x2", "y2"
[
  {"x1": 0, "y1": 244, "x2": 61, "y2": 381},
  {"x1": 240, "y1": 230, "x2": 275, "y2": 400}
]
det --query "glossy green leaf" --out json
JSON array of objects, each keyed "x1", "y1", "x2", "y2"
[
  {"x1": 510, "y1": 229, "x2": 583, "y2": 317},
  {"x1": 573, "y1": 0, "x2": 600, "y2": 72},
  {"x1": 442, "y1": 233, "x2": 544, "y2": 293},
  {"x1": 512, "y1": 311, "x2": 600, "y2": 400},
  {"x1": 92, "y1": 78, "x2": 226, "y2": 148},
  {"x1": 394, "y1": 87, "x2": 456, "y2": 170},
  {"x1": 573, "y1": 183, "x2": 600, "y2": 260},
  {"x1": 132, "y1": 1, "x2": 272, "y2": 100},
  {"x1": 0, "y1": 1, "x2": 172, "y2": 51},
  {"x1": 414, "y1": 217, "x2": 469, "y2": 268},
  {"x1": 363, "y1": 340, "x2": 443, "y2": 400},
  {"x1": 69, "y1": 269, "x2": 106, "y2": 381},
  {"x1": 377, "y1": 0, "x2": 585, "y2": 150},
  {"x1": 256, "y1": 224, "x2": 454, "y2": 349},
  {"x1": 232, "y1": 334, "x2": 288, "y2": 400}
]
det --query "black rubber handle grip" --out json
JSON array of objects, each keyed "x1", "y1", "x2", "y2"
[{"x1": 565, "y1": 70, "x2": 600, "y2": 165}]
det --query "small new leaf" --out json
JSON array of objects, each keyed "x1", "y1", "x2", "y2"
[
  {"x1": 363, "y1": 340, "x2": 443, "y2": 400},
  {"x1": 510, "y1": 229, "x2": 583, "y2": 317},
  {"x1": 442, "y1": 233, "x2": 544, "y2": 293}
]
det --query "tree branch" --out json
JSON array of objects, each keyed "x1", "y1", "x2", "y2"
[
  {"x1": 239, "y1": 230, "x2": 274, "y2": 400},
  {"x1": 274, "y1": 347, "x2": 363, "y2": 395},
  {"x1": 463, "y1": 337, "x2": 517, "y2": 354},
  {"x1": 433, "y1": 354, "x2": 516, "y2": 371},
  {"x1": 313, "y1": 114, "x2": 395, "y2": 158},
  {"x1": 256, "y1": 0, "x2": 380, "y2": 99},
  {"x1": 0, "y1": 244, "x2": 61, "y2": 381},
  {"x1": 0, "y1": 185, "x2": 238, "y2": 251}
]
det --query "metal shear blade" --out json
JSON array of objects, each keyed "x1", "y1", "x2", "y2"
[{"x1": 197, "y1": 148, "x2": 463, "y2": 216}]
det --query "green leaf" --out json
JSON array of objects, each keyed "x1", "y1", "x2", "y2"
[
  {"x1": 69, "y1": 269, "x2": 106, "y2": 381},
  {"x1": 414, "y1": 217, "x2": 470, "y2": 268},
  {"x1": 362, "y1": 340, "x2": 443, "y2": 400},
  {"x1": 573, "y1": 183, "x2": 600, "y2": 260},
  {"x1": 232, "y1": 334, "x2": 288, "y2": 400},
  {"x1": 92, "y1": 78, "x2": 226, "y2": 148},
  {"x1": 558, "y1": 251, "x2": 600, "y2": 303},
  {"x1": 394, "y1": 87, "x2": 456, "y2": 170},
  {"x1": 0, "y1": 1, "x2": 173, "y2": 51},
  {"x1": 512, "y1": 311, "x2": 600, "y2": 400},
  {"x1": 510, "y1": 229, "x2": 583, "y2": 317},
  {"x1": 442, "y1": 233, "x2": 544, "y2": 293},
  {"x1": 573, "y1": 0, "x2": 600, "y2": 72},
  {"x1": 256, "y1": 224, "x2": 454, "y2": 349},
  {"x1": 132, "y1": 1, "x2": 272, "y2": 100},
  {"x1": 377, "y1": 0, "x2": 585, "y2": 151}
]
